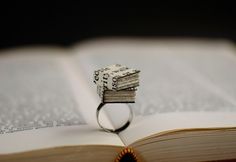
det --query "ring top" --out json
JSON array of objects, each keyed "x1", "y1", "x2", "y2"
[{"x1": 94, "y1": 64, "x2": 140, "y2": 103}]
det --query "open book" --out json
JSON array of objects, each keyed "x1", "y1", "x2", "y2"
[{"x1": 0, "y1": 38, "x2": 236, "y2": 162}]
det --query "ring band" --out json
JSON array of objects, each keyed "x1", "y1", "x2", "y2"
[{"x1": 96, "y1": 103, "x2": 133, "y2": 133}]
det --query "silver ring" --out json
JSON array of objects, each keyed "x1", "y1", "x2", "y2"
[{"x1": 96, "y1": 103, "x2": 133, "y2": 133}]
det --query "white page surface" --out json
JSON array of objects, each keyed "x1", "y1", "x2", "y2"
[
  {"x1": 74, "y1": 38, "x2": 236, "y2": 144},
  {"x1": 0, "y1": 48, "x2": 123, "y2": 154}
]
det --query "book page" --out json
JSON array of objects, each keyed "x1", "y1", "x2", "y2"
[
  {"x1": 73, "y1": 38, "x2": 236, "y2": 145},
  {"x1": 0, "y1": 48, "x2": 123, "y2": 154}
]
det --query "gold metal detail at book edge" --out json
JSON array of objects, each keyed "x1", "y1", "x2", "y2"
[{"x1": 115, "y1": 147, "x2": 139, "y2": 162}]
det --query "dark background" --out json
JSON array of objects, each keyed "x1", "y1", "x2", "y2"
[{"x1": 0, "y1": 4, "x2": 236, "y2": 49}]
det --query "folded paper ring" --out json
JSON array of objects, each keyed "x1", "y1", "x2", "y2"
[{"x1": 96, "y1": 103, "x2": 133, "y2": 133}]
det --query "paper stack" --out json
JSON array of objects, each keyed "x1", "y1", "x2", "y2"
[{"x1": 94, "y1": 64, "x2": 140, "y2": 103}]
